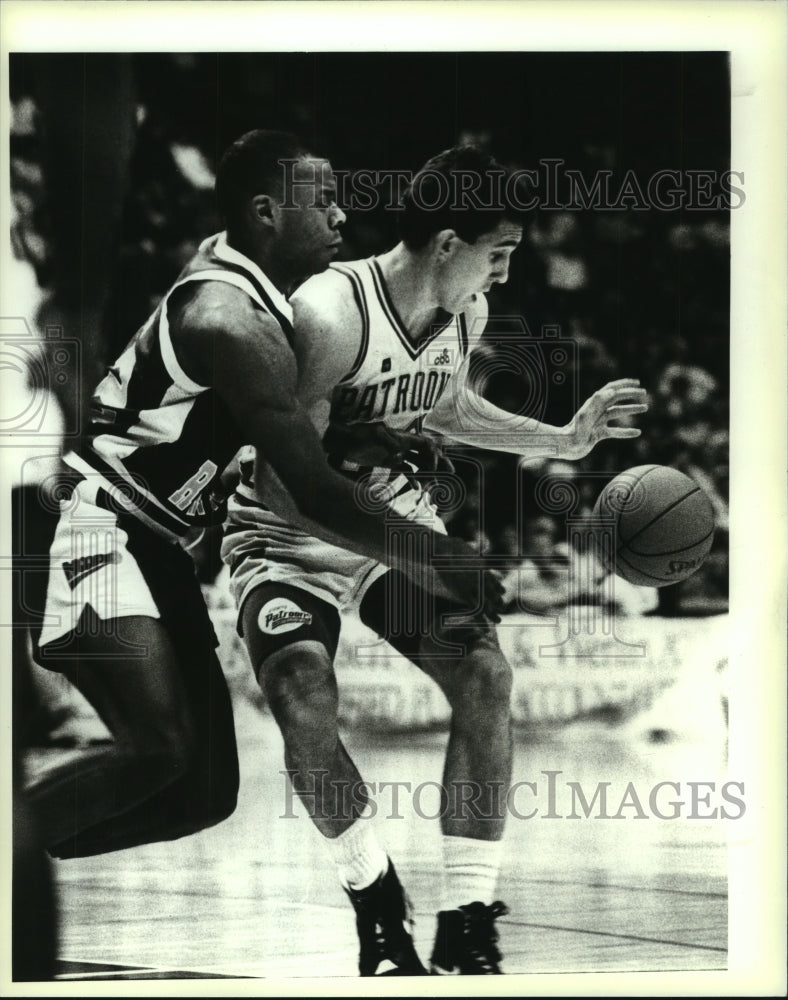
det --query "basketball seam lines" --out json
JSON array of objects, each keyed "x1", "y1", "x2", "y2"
[
  {"x1": 619, "y1": 486, "x2": 701, "y2": 547},
  {"x1": 626, "y1": 526, "x2": 716, "y2": 557},
  {"x1": 598, "y1": 464, "x2": 659, "y2": 540},
  {"x1": 616, "y1": 549, "x2": 676, "y2": 583}
]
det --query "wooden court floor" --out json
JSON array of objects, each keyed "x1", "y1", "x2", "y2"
[{"x1": 22, "y1": 693, "x2": 730, "y2": 990}]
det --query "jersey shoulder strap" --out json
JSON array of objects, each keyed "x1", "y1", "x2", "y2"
[
  {"x1": 175, "y1": 233, "x2": 295, "y2": 343},
  {"x1": 330, "y1": 260, "x2": 372, "y2": 384}
]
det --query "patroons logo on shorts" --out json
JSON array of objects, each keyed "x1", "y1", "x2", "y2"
[
  {"x1": 62, "y1": 551, "x2": 121, "y2": 589},
  {"x1": 258, "y1": 598, "x2": 313, "y2": 635}
]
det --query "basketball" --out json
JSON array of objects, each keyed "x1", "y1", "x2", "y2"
[{"x1": 592, "y1": 465, "x2": 716, "y2": 587}]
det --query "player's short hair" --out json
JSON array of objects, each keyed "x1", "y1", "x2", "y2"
[
  {"x1": 215, "y1": 129, "x2": 311, "y2": 228},
  {"x1": 399, "y1": 145, "x2": 527, "y2": 250}
]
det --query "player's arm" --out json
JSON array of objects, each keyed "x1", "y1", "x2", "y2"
[
  {"x1": 177, "y1": 284, "x2": 373, "y2": 538},
  {"x1": 173, "y1": 284, "x2": 503, "y2": 614},
  {"x1": 290, "y1": 269, "x2": 364, "y2": 421},
  {"x1": 423, "y1": 296, "x2": 649, "y2": 461},
  {"x1": 292, "y1": 274, "x2": 452, "y2": 472}
]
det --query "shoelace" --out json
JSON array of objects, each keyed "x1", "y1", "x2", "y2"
[
  {"x1": 354, "y1": 891, "x2": 416, "y2": 972},
  {"x1": 462, "y1": 901, "x2": 509, "y2": 973},
  {"x1": 353, "y1": 899, "x2": 385, "y2": 975},
  {"x1": 362, "y1": 918, "x2": 387, "y2": 965}
]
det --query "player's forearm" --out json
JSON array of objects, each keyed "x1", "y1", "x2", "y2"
[
  {"x1": 253, "y1": 456, "x2": 404, "y2": 555},
  {"x1": 257, "y1": 462, "x2": 478, "y2": 608},
  {"x1": 425, "y1": 395, "x2": 568, "y2": 460},
  {"x1": 286, "y1": 467, "x2": 440, "y2": 575}
]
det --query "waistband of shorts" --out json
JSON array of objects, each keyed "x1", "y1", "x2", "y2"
[
  {"x1": 63, "y1": 450, "x2": 188, "y2": 544},
  {"x1": 232, "y1": 485, "x2": 271, "y2": 510}
]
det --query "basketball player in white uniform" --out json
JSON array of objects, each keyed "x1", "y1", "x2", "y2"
[
  {"x1": 22, "y1": 131, "x2": 496, "y2": 861},
  {"x1": 222, "y1": 145, "x2": 648, "y2": 975}
]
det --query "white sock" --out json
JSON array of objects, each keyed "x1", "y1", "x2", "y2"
[
  {"x1": 441, "y1": 835, "x2": 504, "y2": 911},
  {"x1": 325, "y1": 806, "x2": 389, "y2": 890}
]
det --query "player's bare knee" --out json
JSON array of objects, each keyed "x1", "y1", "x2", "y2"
[
  {"x1": 446, "y1": 648, "x2": 513, "y2": 719},
  {"x1": 260, "y1": 643, "x2": 339, "y2": 733}
]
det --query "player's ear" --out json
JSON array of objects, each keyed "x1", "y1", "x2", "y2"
[
  {"x1": 251, "y1": 194, "x2": 275, "y2": 228},
  {"x1": 433, "y1": 229, "x2": 459, "y2": 259}
]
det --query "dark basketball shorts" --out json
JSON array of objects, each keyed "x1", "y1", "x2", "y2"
[{"x1": 14, "y1": 473, "x2": 218, "y2": 670}]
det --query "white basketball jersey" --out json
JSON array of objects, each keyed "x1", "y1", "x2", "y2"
[{"x1": 328, "y1": 257, "x2": 470, "y2": 439}]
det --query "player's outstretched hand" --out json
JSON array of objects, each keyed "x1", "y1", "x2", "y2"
[
  {"x1": 323, "y1": 420, "x2": 454, "y2": 472},
  {"x1": 561, "y1": 379, "x2": 649, "y2": 461}
]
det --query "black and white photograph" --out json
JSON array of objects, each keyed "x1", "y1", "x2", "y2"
[{"x1": 1, "y1": 1, "x2": 785, "y2": 995}]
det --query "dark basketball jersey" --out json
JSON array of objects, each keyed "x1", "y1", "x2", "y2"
[{"x1": 65, "y1": 233, "x2": 294, "y2": 542}]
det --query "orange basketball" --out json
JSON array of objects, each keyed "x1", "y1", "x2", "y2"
[{"x1": 592, "y1": 465, "x2": 716, "y2": 587}]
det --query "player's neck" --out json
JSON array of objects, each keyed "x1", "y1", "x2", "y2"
[
  {"x1": 225, "y1": 229, "x2": 298, "y2": 296},
  {"x1": 376, "y1": 244, "x2": 441, "y2": 340}
]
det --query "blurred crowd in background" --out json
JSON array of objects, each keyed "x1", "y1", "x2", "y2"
[{"x1": 9, "y1": 51, "x2": 730, "y2": 617}]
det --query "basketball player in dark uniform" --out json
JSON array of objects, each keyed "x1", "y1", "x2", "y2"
[
  {"x1": 222, "y1": 146, "x2": 648, "y2": 974},
  {"x1": 21, "y1": 131, "x2": 499, "y2": 861}
]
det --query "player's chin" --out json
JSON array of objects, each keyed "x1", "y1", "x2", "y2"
[
  {"x1": 308, "y1": 248, "x2": 340, "y2": 274},
  {"x1": 321, "y1": 243, "x2": 342, "y2": 266},
  {"x1": 444, "y1": 293, "x2": 475, "y2": 315}
]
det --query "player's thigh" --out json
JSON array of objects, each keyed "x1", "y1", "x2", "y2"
[
  {"x1": 115, "y1": 509, "x2": 238, "y2": 764},
  {"x1": 44, "y1": 612, "x2": 195, "y2": 756},
  {"x1": 359, "y1": 569, "x2": 507, "y2": 697},
  {"x1": 240, "y1": 582, "x2": 342, "y2": 704},
  {"x1": 359, "y1": 567, "x2": 500, "y2": 657},
  {"x1": 25, "y1": 474, "x2": 236, "y2": 765}
]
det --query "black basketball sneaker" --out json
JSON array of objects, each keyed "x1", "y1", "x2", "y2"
[
  {"x1": 344, "y1": 858, "x2": 427, "y2": 976},
  {"x1": 430, "y1": 900, "x2": 509, "y2": 975}
]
